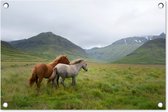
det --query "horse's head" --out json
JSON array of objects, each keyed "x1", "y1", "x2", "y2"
[
  {"x1": 70, "y1": 59, "x2": 88, "y2": 71},
  {"x1": 81, "y1": 61, "x2": 88, "y2": 71},
  {"x1": 57, "y1": 55, "x2": 70, "y2": 64},
  {"x1": 51, "y1": 55, "x2": 70, "y2": 66}
]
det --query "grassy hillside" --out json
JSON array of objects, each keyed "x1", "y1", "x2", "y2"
[
  {"x1": 87, "y1": 44, "x2": 143, "y2": 62},
  {"x1": 115, "y1": 38, "x2": 165, "y2": 64},
  {"x1": 86, "y1": 37, "x2": 145, "y2": 62},
  {"x1": 10, "y1": 32, "x2": 87, "y2": 60},
  {"x1": 1, "y1": 62, "x2": 165, "y2": 109},
  {"x1": 1, "y1": 41, "x2": 45, "y2": 62},
  {"x1": 86, "y1": 33, "x2": 165, "y2": 63}
]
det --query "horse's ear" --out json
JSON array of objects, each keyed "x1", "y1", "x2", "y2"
[
  {"x1": 80, "y1": 59, "x2": 84, "y2": 63},
  {"x1": 62, "y1": 55, "x2": 67, "y2": 58}
]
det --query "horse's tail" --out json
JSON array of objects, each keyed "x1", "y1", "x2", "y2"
[
  {"x1": 49, "y1": 67, "x2": 57, "y2": 80},
  {"x1": 29, "y1": 67, "x2": 37, "y2": 87}
]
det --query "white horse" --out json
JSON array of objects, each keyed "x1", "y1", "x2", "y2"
[{"x1": 49, "y1": 59, "x2": 88, "y2": 87}]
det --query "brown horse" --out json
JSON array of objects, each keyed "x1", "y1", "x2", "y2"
[{"x1": 29, "y1": 55, "x2": 70, "y2": 89}]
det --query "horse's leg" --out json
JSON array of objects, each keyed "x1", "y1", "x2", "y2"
[
  {"x1": 61, "y1": 77, "x2": 65, "y2": 87},
  {"x1": 47, "y1": 75, "x2": 54, "y2": 85},
  {"x1": 47, "y1": 79, "x2": 53, "y2": 87},
  {"x1": 47, "y1": 79, "x2": 51, "y2": 85},
  {"x1": 35, "y1": 77, "x2": 40, "y2": 93},
  {"x1": 37, "y1": 77, "x2": 43, "y2": 89},
  {"x1": 48, "y1": 69, "x2": 57, "y2": 87},
  {"x1": 50, "y1": 75, "x2": 58, "y2": 88},
  {"x1": 34, "y1": 76, "x2": 39, "y2": 92},
  {"x1": 47, "y1": 76, "x2": 56, "y2": 87},
  {"x1": 51, "y1": 79, "x2": 55, "y2": 88},
  {"x1": 56, "y1": 75, "x2": 60, "y2": 87},
  {"x1": 72, "y1": 77, "x2": 76, "y2": 86}
]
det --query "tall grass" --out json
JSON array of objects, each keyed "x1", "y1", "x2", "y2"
[{"x1": 1, "y1": 62, "x2": 165, "y2": 109}]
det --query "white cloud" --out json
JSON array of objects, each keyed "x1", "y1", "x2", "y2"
[{"x1": 1, "y1": 0, "x2": 165, "y2": 49}]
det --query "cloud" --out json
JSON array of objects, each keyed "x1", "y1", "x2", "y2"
[{"x1": 1, "y1": 0, "x2": 165, "y2": 49}]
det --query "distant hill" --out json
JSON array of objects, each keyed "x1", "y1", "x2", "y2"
[
  {"x1": 2, "y1": 32, "x2": 165, "y2": 63},
  {"x1": 10, "y1": 32, "x2": 87, "y2": 59},
  {"x1": 114, "y1": 38, "x2": 165, "y2": 64},
  {"x1": 86, "y1": 33, "x2": 165, "y2": 62},
  {"x1": 1, "y1": 41, "x2": 44, "y2": 61}
]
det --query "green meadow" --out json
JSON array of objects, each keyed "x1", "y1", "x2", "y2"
[{"x1": 1, "y1": 61, "x2": 165, "y2": 109}]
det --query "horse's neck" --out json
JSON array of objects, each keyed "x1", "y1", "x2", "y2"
[
  {"x1": 49, "y1": 61, "x2": 58, "y2": 68},
  {"x1": 73, "y1": 63, "x2": 83, "y2": 72}
]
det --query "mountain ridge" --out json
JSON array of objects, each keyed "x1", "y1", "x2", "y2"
[
  {"x1": 86, "y1": 33, "x2": 165, "y2": 62},
  {"x1": 1, "y1": 32, "x2": 165, "y2": 64},
  {"x1": 114, "y1": 38, "x2": 165, "y2": 64},
  {"x1": 10, "y1": 32, "x2": 87, "y2": 59}
]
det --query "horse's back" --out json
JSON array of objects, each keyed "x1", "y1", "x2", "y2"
[{"x1": 55, "y1": 63, "x2": 68, "y2": 70}]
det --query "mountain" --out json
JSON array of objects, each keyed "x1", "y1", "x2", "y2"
[
  {"x1": 86, "y1": 33, "x2": 165, "y2": 62},
  {"x1": 1, "y1": 41, "x2": 44, "y2": 61},
  {"x1": 3, "y1": 32, "x2": 165, "y2": 63},
  {"x1": 114, "y1": 38, "x2": 165, "y2": 64},
  {"x1": 10, "y1": 32, "x2": 87, "y2": 59}
]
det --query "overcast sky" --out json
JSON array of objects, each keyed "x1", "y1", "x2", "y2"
[{"x1": 1, "y1": 0, "x2": 165, "y2": 49}]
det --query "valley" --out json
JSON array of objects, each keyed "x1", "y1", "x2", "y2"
[
  {"x1": 115, "y1": 38, "x2": 165, "y2": 64},
  {"x1": 86, "y1": 33, "x2": 165, "y2": 63},
  {"x1": 1, "y1": 32, "x2": 166, "y2": 109},
  {"x1": 1, "y1": 32, "x2": 166, "y2": 64}
]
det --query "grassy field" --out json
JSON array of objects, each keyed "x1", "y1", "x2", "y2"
[{"x1": 1, "y1": 61, "x2": 165, "y2": 109}]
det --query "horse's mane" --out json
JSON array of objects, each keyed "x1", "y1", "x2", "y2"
[
  {"x1": 70, "y1": 59, "x2": 84, "y2": 64},
  {"x1": 49, "y1": 55, "x2": 67, "y2": 64}
]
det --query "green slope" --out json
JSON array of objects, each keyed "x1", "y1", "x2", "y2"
[
  {"x1": 86, "y1": 33, "x2": 165, "y2": 63},
  {"x1": 10, "y1": 32, "x2": 87, "y2": 60},
  {"x1": 86, "y1": 37, "x2": 147, "y2": 62},
  {"x1": 114, "y1": 38, "x2": 165, "y2": 64},
  {"x1": 1, "y1": 41, "x2": 45, "y2": 62}
]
